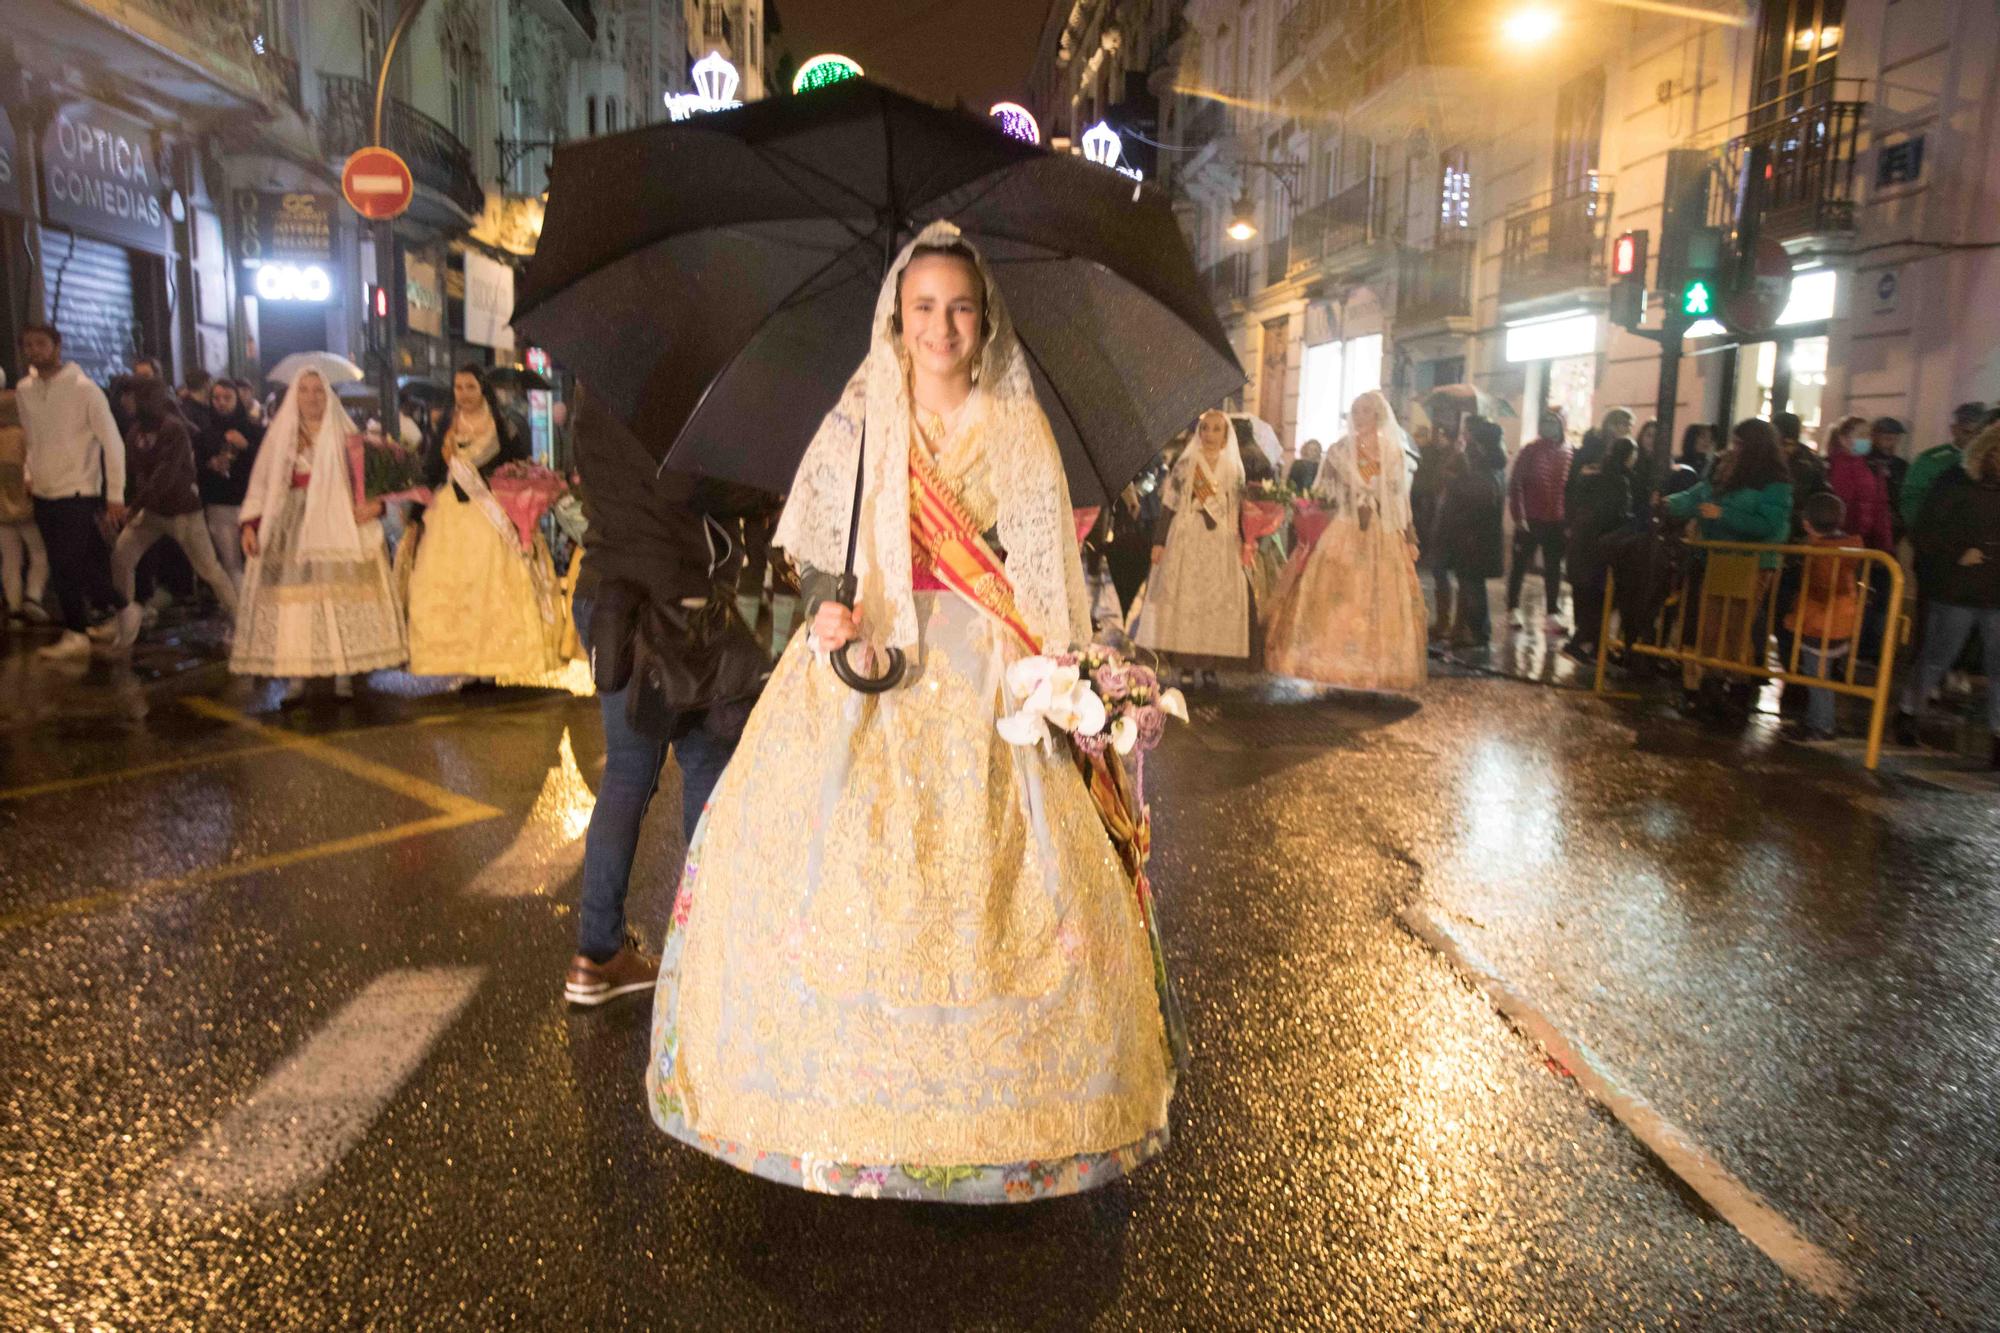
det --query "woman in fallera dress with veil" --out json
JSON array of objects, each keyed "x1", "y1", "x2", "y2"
[
  {"x1": 646, "y1": 223, "x2": 1179, "y2": 1203},
  {"x1": 1263, "y1": 389, "x2": 1428, "y2": 692}
]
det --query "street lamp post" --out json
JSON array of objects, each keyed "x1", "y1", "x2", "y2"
[{"x1": 1223, "y1": 160, "x2": 1303, "y2": 243}]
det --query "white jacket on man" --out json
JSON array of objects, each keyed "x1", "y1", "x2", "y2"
[{"x1": 17, "y1": 362, "x2": 124, "y2": 500}]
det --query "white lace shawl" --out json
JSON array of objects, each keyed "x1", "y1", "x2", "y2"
[
  {"x1": 773, "y1": 221, "x2": 1092, "y2": 656},
  {"x1": 1311, "y1": 390, "x2": 1414, "y2": 533},
  {"x1": 240, "y1": 371, "x2": 364, "y2": 559},
  {"x1": 1164, "y1": 431, "x2": 1245, "y2": 530}
]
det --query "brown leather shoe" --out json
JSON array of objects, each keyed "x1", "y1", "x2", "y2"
[{"x1": 564, "y1": 945, "x2": 659, "y2": 1007}]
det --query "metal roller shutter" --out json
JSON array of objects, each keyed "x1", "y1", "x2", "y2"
[{"x1": 41, "y1": 229, "x2": 138, "y2": 387}]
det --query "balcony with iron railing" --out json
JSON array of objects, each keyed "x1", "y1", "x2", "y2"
[
  {"x1": 1289, "y1": 176, "x2": 1390, "y2": 274},
  {"x1": 1499, "y1": 176, "x2": 1614, "y2": 306},
  {"x1": 1396, "y1": 240, "x2": 1474, "y2": 326},
  {"x1": 1708, "y1": 86, "x2": 1865, "y2": 242},
  {"x1": 319, "y1": 74, "x2": 485, "y2": 220},
  {"x1": 259, "y1": 51, "x2": 301, "y2": 113},
  {"x1": 1205, "y1": 252, "x2": 1251, "y2": 305}
]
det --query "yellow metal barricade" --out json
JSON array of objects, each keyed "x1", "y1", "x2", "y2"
[{"x1": 1593, "y1": 538, "x2": 1906, "y2": 769}]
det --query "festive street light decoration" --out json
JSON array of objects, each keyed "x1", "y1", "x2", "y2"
[
  {"x1": 792, "y1": 54, "x2": 864, "y2": 93},
  {"x1": 1080, "y1": 120, "x2": 1143, "y2": 183},
  {"x1": 665, "y1": 51, "x2": 743, "y2": 120},
  {"x1": 989, "y1": 102, "x2": 1041, "y2": 144}
]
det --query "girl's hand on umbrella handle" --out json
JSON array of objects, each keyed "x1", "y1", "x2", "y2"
[
  {"x1": 812, "y1": 601, "x2": 858, "y2": 652},
  {"x1": 1150, "y1": 544, "x2": 1165, "y2": 565}
]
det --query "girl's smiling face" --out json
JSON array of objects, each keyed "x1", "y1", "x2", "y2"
[{"x1": 898, "y1": 253, "x2": 984, "y2": 383}]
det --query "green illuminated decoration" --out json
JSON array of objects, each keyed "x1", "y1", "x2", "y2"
[
  {"x1": 792, "y1": 54, "x2": 864, "y2": 94},
  {"x1": 1680, "y1": 279, "x2": 1714, "y2": 317}
]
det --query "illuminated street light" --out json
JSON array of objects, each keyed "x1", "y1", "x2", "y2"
[
  {"x1": 792, "y1": 53, "x2": 863, "y2": 93},
  {"x1": 990, "y1": 101, "x2": 1041, "y2": 144},
  {"x1": 1226, "y1": 193, "x2": 1258, "y2": 242},
  {"x1": 1501, "y1": 7, "x2": 1560, "y2": 45},
  {"x1": 1080, "y1": 120, "x2": 1144, "y2": 182},
  {"x1": 665, "y1": 51, "x2": 742, "y2": 120}
]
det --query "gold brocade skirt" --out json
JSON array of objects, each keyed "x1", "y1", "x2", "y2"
[
  {"x1": 1263, "y1": 514, "x2": 1428, "y2": 692},
  {"x1": 648, "y1": 593, "x2": 1174, "y2": 1202},
  {"x1": 405, "y1": 488, "x2": 562, "y2": 678}
]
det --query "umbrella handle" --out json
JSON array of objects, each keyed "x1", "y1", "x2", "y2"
[{"x1": 827, "y1": 573, "x2": 905, "y2": 693}]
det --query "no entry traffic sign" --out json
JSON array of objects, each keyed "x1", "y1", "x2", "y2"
[{"x1": 341, "y1": 147, "x2": 414, "y2": 221}]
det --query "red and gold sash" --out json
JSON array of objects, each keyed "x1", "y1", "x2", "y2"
[{"x1": 908, "y1": 441, "x2": 1040, "y2": 654}]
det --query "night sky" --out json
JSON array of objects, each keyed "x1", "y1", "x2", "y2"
[{"x1": 774, "y1": 0, "x2": 1047, "y2": 110}]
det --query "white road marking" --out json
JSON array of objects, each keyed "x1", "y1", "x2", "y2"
[
  {"x1": 1398, "y1": 903, "x2": 1858, "y2": 1305},
  {"x1": 466, "y1": 727, "x2": 594, "y2": 897},
  {"x1": 155, "y1": 967, "x2": 484, "y2": 1210}
]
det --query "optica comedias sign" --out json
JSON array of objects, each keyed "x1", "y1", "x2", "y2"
[{"x1": 41, "y1": 102, "x2": 171, "y2": 252}]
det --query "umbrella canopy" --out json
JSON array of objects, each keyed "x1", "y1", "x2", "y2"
[
  {"x1": 515, "y1": 78, "x2": 1243, "y2": 505},
  {"x1": 266, "y1": 351, "x2": 365, "y2": 386},
  {"x1": 398, "y1": 377, "x2": 451, "y2": 405},
  {"x1": 485, "y1": 366, "x2": 552, "y2": 394}
]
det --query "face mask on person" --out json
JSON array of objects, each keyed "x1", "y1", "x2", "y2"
[{"x1": 1850, "y1": 437, "x2": 1872, "y2": 457}]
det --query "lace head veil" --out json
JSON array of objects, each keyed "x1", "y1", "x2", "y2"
[{"x1": 774, "y1": 221, "x2": 1091, "y2": 656}]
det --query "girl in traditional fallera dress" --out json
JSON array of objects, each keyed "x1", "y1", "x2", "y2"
[
  {"x1": 230, "y1": 370, "x2": 406, "y2": 699},
  {"x1": 405, "y1": 366, "x2": 564, "y2": 679},
  {"x1": 1263, "y1": 390, "x2": 1428, "y2": 691},
  {"x1": 1136, "y1": 410, "x2": 1251, "y2": 687},
  {"x1": 647, "y1": 223, "x2": 1178, "y2": 1203}
]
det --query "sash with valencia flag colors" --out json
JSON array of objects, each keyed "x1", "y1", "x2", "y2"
[{"x1": 907, "y1": 441, "x2": 1040, "y2": 654}]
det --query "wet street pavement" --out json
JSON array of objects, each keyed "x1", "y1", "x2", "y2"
[{"x1": 2, "y1": 617, "x2": 1996, "y2": 1330}]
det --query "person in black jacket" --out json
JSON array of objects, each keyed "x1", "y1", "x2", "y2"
[
  {"x1": 195, "y1": 377, "x2": 265, "y2": 586},
  {"x1": 1894, "y1": 423, "x2": 2000, "y2": 766},
  {"x1": 565, "y1": 385, "x2": 776, "y2": 1007},
  {"x1": 1563, "y1": 436, "x2": 1638, "y2": 661},
  {"x1": 1435, "y1": 415, "x2": 1507, "y2": 652}
]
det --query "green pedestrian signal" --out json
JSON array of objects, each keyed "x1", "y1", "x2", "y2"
[{"x1": 1680, "y1": 279, "x2": 1714, "y2": 317}]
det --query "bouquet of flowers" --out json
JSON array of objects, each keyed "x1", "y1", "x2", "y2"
[
  {"x1": 1245, "y1": 477, "x2": 1301, "y2": 504},
  {"x1": 488, "y1": 460, "x2": 569, "y2": 550},
  {"x1": 996, "y1": 642, "x2": 1190, "y2": 1068},
  {"x1": 347, "y1": 435, "x2": 430, "y2": 506}
]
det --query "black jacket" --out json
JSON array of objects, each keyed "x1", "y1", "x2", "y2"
[
  {"x1": 1434, "y1": 447, "x2": 1506, "y2": 578},
  {"x1": 1566, "y1": 466, "x2": 1636, "y2": 573},
  {"x1": 570, "y1": 390, "x2": 774, "y2": 609},
  {"x1": 193, "y1": 404, "x2": 265, "y2": 507},
  {"x1": 1913, "y1": 474, "x2": 2000, "y2": 609}
]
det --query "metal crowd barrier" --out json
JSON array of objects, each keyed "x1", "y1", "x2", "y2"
[{"x1": 1592, "y1": 538, "x2": 1907, "y2": 769}]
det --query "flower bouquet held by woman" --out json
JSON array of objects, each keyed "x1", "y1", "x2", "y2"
[
  {"x1": 648, "y1": 223, "x2": 1184, "y2": 1203},
  {"x1": 404, "y1": 365, "x2": 565, "y2": 678}
]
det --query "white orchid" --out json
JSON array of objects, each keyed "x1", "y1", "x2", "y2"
[
  {"x1": 1108, "y1": 714, "x2": 1139, "y2": 755},
  {"x1": 996, "y1": 655, "x2": 1107, "y2": 748}
]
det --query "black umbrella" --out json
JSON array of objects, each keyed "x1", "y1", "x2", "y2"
[
  {"x1": 486, "y1": 366, "x2": 553, "y2": 394},
  {"x1": 397, "y1": 377, "x2": 451, "y2": 406},
  {"x1": 515, "y1": 78, "x2": 1243, "y2": 507}
]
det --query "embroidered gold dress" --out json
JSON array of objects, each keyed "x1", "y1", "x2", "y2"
[{"x1": 648, "y1": 398, "x2": 1176, "y2": 1203}]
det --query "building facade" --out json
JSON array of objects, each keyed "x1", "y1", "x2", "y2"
[
  {"x1": 2, "y1": 0, "x2": 772, "y2": 413},
  {"x1": 1040, "y1": 0, "x2": 1999, "y2": 457}
]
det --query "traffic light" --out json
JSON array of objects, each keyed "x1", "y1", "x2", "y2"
[
  {"x1": 1609, "y1": 229, "x2": 1648, "y2": 329},
  {"x1": 1678, "y1": 277, "x2": 1716, "y2": 318},
  {"x1": 366, "y1": 284, "x2": 391, "y2": 351}
]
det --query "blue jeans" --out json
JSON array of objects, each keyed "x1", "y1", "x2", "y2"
[
  {"x1": 1799, "y1": 642, "x2": 1848, "y2": 734},
  {"x1": 576, "y1": 594, "x2": 740, "y2": 962},
  {"x1": 1903, "y1": 603, "x2": 2000, "y2": 734}
]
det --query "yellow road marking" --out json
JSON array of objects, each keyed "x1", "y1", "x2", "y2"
[
  {"x1": 0, "y1": 693, "x2": 559, "y2": 805},
  {"x1": 0, "y1": 809, "x2": 491, "y2": 934},
  {"x1": 0, "y1": 743, "x2": 285, "y2": 804},
  {"x1": 0, "y1": 699, "x2": 507, "y2": 933},
  {"x1": 180, "y1": 697, "x2": 501, "y2": 819}
]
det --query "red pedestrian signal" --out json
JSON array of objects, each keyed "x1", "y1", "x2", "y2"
[
  {"x1": 371, "y1": 285, "x2": 390, "y2": 320},
  {"x1": 1613, "y1": 230, "x2": 1647, "y2": 280}
]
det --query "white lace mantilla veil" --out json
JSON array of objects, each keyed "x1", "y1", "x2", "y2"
[
  {"x1": 240, "y1": 369, "x2": 364, "y2": 558},
  {"x1": 1311, "y1": 388, "x2": 1414, "y2": 532},
  {"x1": 1165, "y1": 409, "x2": 1246, "y2": 514},
  {"x1": 773, "y1": 220, "x2": 1092, "y2": 659}
]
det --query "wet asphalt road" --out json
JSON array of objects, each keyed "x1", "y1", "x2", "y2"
[{"x1": 1, "y1": 625, "x2": 1996, "y2": 1330}]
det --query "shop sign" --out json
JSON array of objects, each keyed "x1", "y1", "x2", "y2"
[
  {"x1": 0, "y1": 110, "x2": 20, "y2": 214},
  {"x1": 237, "y1": 190, "x2": 335, "y2": 265},
  {"x1": 462, "y1": 251, "x2": 515, "y2": 351},
  {"x1": 1503, "y1": 310, "x2": 1598, "y2": 363},
  {"x1": 41, "y1": 101, "x2": 171, "y2": 252},
  {"x1": 406, "y1": 257, "x2": 444, "y2": 338}
]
